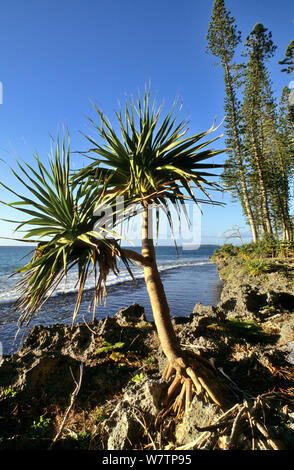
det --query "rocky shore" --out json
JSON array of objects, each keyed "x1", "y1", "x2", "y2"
[{"x1": 0, "y1": 254, "x2": 293, "y2": 450}]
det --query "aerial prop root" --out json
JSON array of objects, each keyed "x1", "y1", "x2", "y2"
[{"x1": 158, "y1": 352, "x2": 235, "y2": 420}]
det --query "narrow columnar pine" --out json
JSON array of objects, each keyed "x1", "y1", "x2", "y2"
[
  {"x1": 262, "y1": 87, "x2": 294, "y2": 241},
  {"x1": 206, "y1": 0, "x2": 259, "y2": 242},
  {"x1": 279, "y1": 86, "x2": 294, "y2": 146},
  {"x1": 207, "y1": 2, "x2": 293, "y2": 242},
  {"x1": 277, "y1": 87, "x2": 294, "y2": 239},
  {"x1": 279, "y1": 40, "x2": 294, "y2": 125},
  {"x1": 279, "y1": 39, "x2": 294, "y2": 75},
  {"x1": 241, "y1": 23, "x2": 277, "y2": 236}
]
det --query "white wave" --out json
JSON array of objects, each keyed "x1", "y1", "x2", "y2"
[{"x1": 0, "y1": 258, "x2": 212, "y2": 304}]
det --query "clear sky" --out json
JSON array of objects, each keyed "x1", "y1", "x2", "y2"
[{"x1": 0, "y1": 0, "x2": 293, "y2": 246}]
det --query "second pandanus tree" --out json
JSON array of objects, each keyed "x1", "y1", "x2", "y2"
[
  {"x1": 0, "y1": 135, "x2": 134, "y2": 335},
  {"x1": 73, "y1": 89, "x2": 235, "y2": 412}
]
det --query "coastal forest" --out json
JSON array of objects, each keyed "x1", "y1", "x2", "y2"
[{"x1": 207, "y1": 0, "x2": 294, "y2": 245}]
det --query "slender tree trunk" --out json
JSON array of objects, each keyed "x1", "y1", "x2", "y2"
[
  {"x1": 275, "y1": 137, "x2": 293, "y2": 241},
  {"x1": 222, "y1": 52, "x2": 259, "y2": 243},
  {"x1": 259, "y1": 198, "x2": 267, "y2": 236},
  {"x1": 249, "y1": 118, "x2": 273, "y2": 234},
  {"x1": 141, "y1": 204, "x2": 181, "y2": 361},
  {"x1": 246, "y1": 71, "x2": 273, "y2": 235},
  {"x1": 140, "y1": 205, "x2": 236, "y2": 411}
]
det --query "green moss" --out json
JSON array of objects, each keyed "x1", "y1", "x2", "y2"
[
  {"x1": 69, "y1": 430, "x2": 93, "y2": 450},
  {"x1": 144, "y1": 356, "x2": 156, "y2": 364},
  {"x1": 207, "y1": 318, "x2": 271, "y2": 343},
  {"x1": 29, "y1": 414, "x2": 52, "y2": 438},
  {"x1": 131, "y1": 372, "x2": 145, "y2": 383},
  {"x1": 2, "y1": 388, "x2": 18, "y2": 400},
  {"x1": 135, "y1": 321, "x2": 152, "y2": 329},
  {"x1": 92, "y1": 406, "x2": 109, "y2": 424},
  {"x1": 219, "y1": 264, "x2": 234, "y2": 280},
  {"x1": 96, "y1": 341, "x2": 125, "y2": 355}
]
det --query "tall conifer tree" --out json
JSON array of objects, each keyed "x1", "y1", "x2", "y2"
[
  {"x1": 207, "y1": 0, "x2": 259, "y2": 241},
  {"x1": 279, "y1": 40, "x2": 294, "y2": 124},
  {"x1": 279, "y1": 39, "x2": 294, "y2": 75},
  {"x1": 207, "y1": 2, "x2": 293, "y2": 243},
  {"x1": 241, "y1": 23, "x2": 277, "y2": 235}
]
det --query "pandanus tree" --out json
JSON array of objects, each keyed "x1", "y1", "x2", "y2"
[
  {"x1": 73, "y1": 89, "x2": 235, "y2": 411},
  {"x1": 0, "y1": 135, "x2": 134, "y2": 335},
  {"x1": 1, "y1": 89, "x2": 234, "y2": 414}
]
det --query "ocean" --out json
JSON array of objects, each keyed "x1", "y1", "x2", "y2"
[{"x1": 0, "y1": 244, "x2": 223, "y2": 355}]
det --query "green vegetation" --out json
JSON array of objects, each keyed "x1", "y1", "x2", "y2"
[
  {"x1": 207, "y1": 1, "x2": 294, "y2": 243},
  {"x1": 70, "y1": 431, "x2": 93, "y2": 449},
  {"x1": 212, "y1": 243, "x2": 240, "y2": 259},
  {"x1": 0, "y1": 136, "x2": 134, "y2": 331},
  {"x1": 96, "y1": 341, "x2": 125, "y2": 355},
  {"x1": 2, "y1": 388, "x2": 18, "y2": 400},
  {"x1": 30, "y1": 415, "x2": 52, "y2": 438},
  {"x1": 207, "y1": 318, "x2": 270, "y2": 343},
  {"x1": 91, "y1": 406, "x2": 109, "y2": 424},
  {"x1": 1, "y1": 84, "x2": 232, "y2": 413},
  {"x1": 212, "y1": 238, "x2": 293, "y2": 279},
  {"x1": 213, "y1": 235, "x2": 294, "y2": 259},
  {"x1": 144, "y1": 356, "x2": 156, "y2": 365},
  {"x1": 279, "y1": 39, "x2": 294, "y2": 75},
  {"x1": 131, "y1": 372, "x2": 145, "y2": 383},
  {"x1": 0, "y1": 0, "x2": 292, "y2": 429},
  {"x1": 243, "y1": 259, "x2": 273, "y2": 277}
]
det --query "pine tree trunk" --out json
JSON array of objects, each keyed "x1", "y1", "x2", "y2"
[
  {"x1": 228, "y1": 108, "x2": 259, "y2": 243},
  {"x1": 247, "y1": 69, "x2": 273, "y2": 235},
  {"x1": 221, "y1": 36, "x2": 259, "y2": 243},
  {"x1": 275, "y1": 138, "x2": 293, "y2": 242},
  {"x1": 141, "y1": 204, "x2": 181, "y2": 362},
  {"x1": 249, "y1": 118, "x2": 273, "y2": 235}
]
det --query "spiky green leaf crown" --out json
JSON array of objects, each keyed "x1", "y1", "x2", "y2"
[
  {"x1": 74, "y1": 88, "x2": 226, "y2": 221},
  {"x1": 0, "y1": 134, "x2": 133, "y2": 330}
]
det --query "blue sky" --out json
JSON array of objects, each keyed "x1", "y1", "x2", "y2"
[{"x1": 0, "y1": 0, "x2": 293, "y2": 246}]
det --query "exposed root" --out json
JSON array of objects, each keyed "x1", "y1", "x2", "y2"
[
  {"x1": 175, "y1": 395, "x2": 286, "y2": 450},
  {"x1": 157, "y1": 351, "x2": 236, "y2": 423}
]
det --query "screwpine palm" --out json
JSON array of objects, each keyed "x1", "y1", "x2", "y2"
[
  {"x1": 73, "y1": 89, "x2": 234, "y2": 413},
  {"x1": 0, "y1": 135, "x2": 133, "y2": 333},
  {"x1": 75, "y1": 90, "x2": 225, "y2": 214}
]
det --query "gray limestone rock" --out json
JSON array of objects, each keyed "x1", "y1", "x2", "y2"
[{"x1": 104, "y1": 376, "x2": 166, "y2": 450}]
